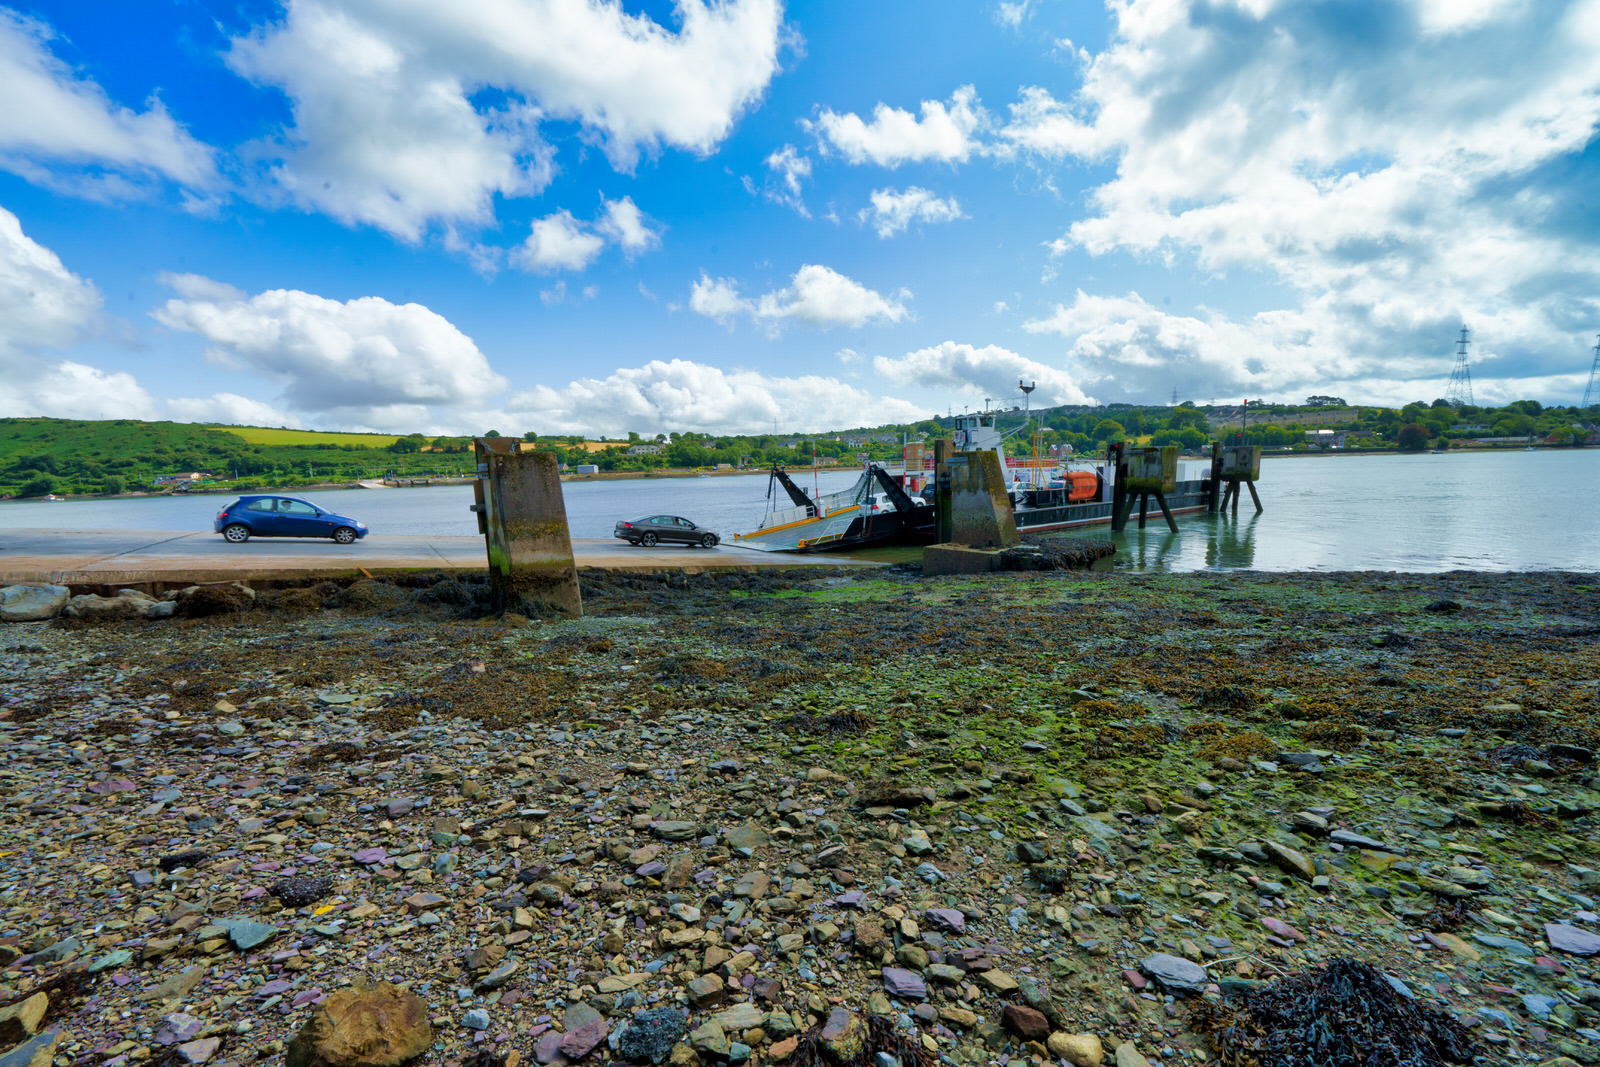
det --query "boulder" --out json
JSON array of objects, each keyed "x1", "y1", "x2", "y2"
[
  {"x1": 285, "y1": 982, "x2": 432, "y2": 1067},
  {"x1": 617, "y1": 1008, "x2": 686, "y2": 1065},
  {"x1": 1139, "y1": 953, "x2": 1208, "y2": 994},
  {"x1": 0, "y1": 584, "x2": 69, "y2": 622},
  {"x1": 0, "y1": 991, "x2": 48, "y2": 1044},
  {"x1": 64, "y1": 589, "x2": 174, "y2": 620},
  {"x1": 817, "y1": 1008, "x2": 866, "y2": 1064},
  {"x1": 1000, "y1": 1004, "x2": 1049, "y2": 1041}
]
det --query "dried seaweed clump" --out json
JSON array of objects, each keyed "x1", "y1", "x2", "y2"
[
  {"x1": 1301, "y1": 722, "x2": 1365, "y2": 751},
  {"x1": 1191, "y1": 957, "x2": 1478, "y2": 1067},
  {"x1": 790, "y1": 1012, "x2": 935, "y2": 1067},
  {"x1": 1197, "y1": 731, "x2": 1278, "y2": 764},
  {"x1": 785, "y1": 710, "x2": 870, "y2": 736},
  {"x1": 1198, "y1": 686, "x2": 1257, "y2": 712}
]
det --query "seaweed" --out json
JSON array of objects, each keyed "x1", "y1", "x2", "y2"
[
  {"x1": 1191, "y1": 957, "x2": 1479, "y2": 1067},
  {"x1": 790, "y1": 1013, "x2": 935, "y2": 1067}
]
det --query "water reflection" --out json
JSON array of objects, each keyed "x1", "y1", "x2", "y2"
[{"x1": 1205, "y1": 513, "x2": 1259, "y2": 569}]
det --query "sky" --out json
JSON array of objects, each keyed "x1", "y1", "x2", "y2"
[{"x1": 0, "y1": 0, "x2": 1597, "y2": 437}]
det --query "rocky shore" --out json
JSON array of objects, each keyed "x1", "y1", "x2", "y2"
[{"x1": 1, "y1": 567, "x2": 1597, "y2": 1067}]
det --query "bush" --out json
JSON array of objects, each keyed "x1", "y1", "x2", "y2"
[
  {"x1": 1396, "y1": 423, "x2": 1431, "y2": 451},
  {"x1": 18, "y1": 474, "x2": 56, "y2": 497},
  {"x1": 100, "y1": 476, "x2": 124, "y2": 495}
]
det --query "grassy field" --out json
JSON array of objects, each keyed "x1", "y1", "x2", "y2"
[{"x1": 206, "y1": 426, "x2": 403, "y2": 447}]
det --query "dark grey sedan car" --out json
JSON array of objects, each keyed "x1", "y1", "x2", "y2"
[{"x1": 613, "y1": 515, "x2": 720, "y2": 548}]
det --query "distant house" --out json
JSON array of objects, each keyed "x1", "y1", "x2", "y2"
[
  {"x1": 1305, "y1": 430, "x2": 1347, "y2": 448},
  {"x1": 153, "y1": 472, "x2": 212, "y2": 486},
  {"x1": 627, "y1": 444, "x2": 663, "y2": 455},
  {"x1": 574, "y1": 464, "x2": 600, "y2": 474}
]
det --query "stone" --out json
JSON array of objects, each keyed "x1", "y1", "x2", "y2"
[
  {"x1": 976, "y1": 969, "x2": 1019, "y2": 995},
  {"x1": 1139, "y1": 953, "x2": 1208, "y2": 994},
  {"x1": 1047, "y1": 1033, "x2": 1103, "y2": 1067},
  {"x1": 689, "y1": 974, "x2": 726, "y2": 1006},
  {"x1": 1546, "y1": 924, "x2": 1600, "y2": 956},
  {"x1": 1114, "y1": 1045, "x2": 1152, "y2": 1067},
  {"x1": 688, "y1": 1018, "x2": 729, "y2": 1057},
  {"x1": 617, "y1": 1008, "x2": 687, "y2": 1064},
  {"x1": 725, "y1": 825, "x2": 769, "y2": 853},
  {"x1": 1263, "y1": 841, "x2": 1316, "y2": 882},
  {"x1": 714, "y1": 1004, "x2": 764, "y2": 1032},
  {"x1": 559, "y1": 1017, "x2": 608, "y2": 1058},
  {"x1": 924, "y1": 907, "x2": 966, "y2": 933},
  {"x1": 0, "y1": 1031, "x2": 57, "y2": 1067},
  {"x1": 1000, "y1": 1004, "x2": 1049, "y2": 1041},
  {"x1": 0, "y1": 584, "x2": 69, "y2": 622},
  {"x1": 479, "y1": 960, "x2": 519, "y2": 991},
  {"x1": 1330, "y1": 829, "x2": 1402, "y2": 853},
  {"x1": 286, "y1": 981, "x2": 433, "y2": 1067},
  {"x1": 219, "y1": 919, "x2": 279, "y2": 951},
  {"x1": 653, "y1": 821, "x2": 698, "y2": 841},
  {"x1": 882, "y1": 967, "x2": 927, "y2": 1000},
  {"x1": 0, "y1": 992, "x2": 47, "y2": 1044},
  {"x1": 818, "y1": 1008, "x2": 867, "y2": 1063},
  {"x1": 464, "y1": 1009, "x2": 492, "y2": 1032},
  {"x1": 1016, "y1": 841, "x2": 1048, "y2": 864},
  {"x1": 859, "y1": 782, "x2": 936, "y2": 809},
  {"x1": 178, "y1": 1037, "x2": 221, "y2": 1064}
]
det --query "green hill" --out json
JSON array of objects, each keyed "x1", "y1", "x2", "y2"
[{"x1": 0, "y1": 418, "x2": 474, "y2": 498}]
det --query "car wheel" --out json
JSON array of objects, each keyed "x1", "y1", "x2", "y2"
[
  {"x1": 332, "y1": 526, "x2": 358, "y2": 544},
  {"x1": 701, "y1": 534, "x2": 718, "y2": 548},
  {"x1": 222, "y1": 523, "x2": 250, "y2": 544},
  {"x1": 640, "y1": 532, "x2": 657, "y2": 547}
]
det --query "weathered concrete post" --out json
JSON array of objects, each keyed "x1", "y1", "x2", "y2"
[
  {"x1": 1207, "y1": 442, "x2": 1224, "y2": 513},
  {"x1": 922, "y1": 445, "x2": 1020, "y2": 574},
  {"x1": 1110, "y1": 442, "x2": 1130, "y2": 532},
  {"x1": 472, "y1": 438, "x2": 581, "y2": 617}
]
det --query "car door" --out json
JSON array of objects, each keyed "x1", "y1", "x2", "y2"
[
  {"x1": 276, "y1": 498, "x2": 323, "y2": 537},
  {"x1": 672, "y1": 517, "x2": 697, "y2": 543},
  {"x1": 645, "y1": 515, "x2": 673, "y2": 542},
  {"x1": 241, "y1": 497, "x2": 280, "y2": 535}
]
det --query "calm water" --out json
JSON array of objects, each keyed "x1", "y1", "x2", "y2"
[{"x1": 2, "y1": 451, "x2": 1596, "y2": 572}]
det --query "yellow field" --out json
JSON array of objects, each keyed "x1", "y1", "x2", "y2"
[{"x1": 209, "y1": 426, "x2": 404, "y2": 447}]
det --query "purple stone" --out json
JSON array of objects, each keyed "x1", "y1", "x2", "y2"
[
  {"x1": 834, "y1": 890, "x2": 866, "y2": 908},
  {"x1": 635, "y1": 861, "x2": 666, "y2": 877},
  {"x1": 89, "y1": 779, "x2": 136, "y2": 794},
  {"x1": 924, "y1": 908, "x2": 966, "y2": 933},
  {"x1": 559, "y1": 1018, "x2": 609, "y2": 1059},
  {"x1": 881, "y1": 967, "x2": 927, "y2": 1000},
  {"x1": 1546, "y1": 923, "x2": 1600, "y2": 956},
  {"x1": 256, "y1": 980, "x2": 292, "y2": 997},
  {"x1": 534, "y1": 1030, "x2": 569, "y2": 1065},
  {"x1": 352, "y1": 847, "x2": 388, "y2": 865},
  {"x1": 291, "y1": 989, "x2": 323, "y2": 1007}
]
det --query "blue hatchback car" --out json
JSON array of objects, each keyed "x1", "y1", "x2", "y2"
[{"x1": 214, "y1": 495, "x2": 369, "y2": 544}]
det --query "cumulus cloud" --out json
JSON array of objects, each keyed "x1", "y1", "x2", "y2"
[
  {"x1": 873, "y1": 341, "x2": 1093, "y2": 407},
  {"x1": 690, "y1": 264, "x2": 910, "y2": 330},
  {"x1": 597, "y1": 196, "x2": 659, "y2": 255},
  {"x1": 512, "y1": 198, "x2": 659, "y2": 272},
  {"x1": 861, "y1": 186, "x2": 963, "y2": 238},
  {"x1": 228, "y1": 0, "x2": 785, "y2": 238},
  {"x1": 513, "y1": 209, "x2": 607, "y2": 272},
  {"x1": 499, "y1": 358, "x2": 926, "y2": 436},
  {"x1": 167, "y1": 392, "x2": 303, "y2": 428},
  {"x1": 1005, "y1": 0, "x2": 1600, "y2": 401},
  {"x1": 152, "y1": 272, "x2": 507, "y2": 429},
  {"x1": 809, "y1": 85, "x2": 986, "y2": 167},
  {"x1": 0, "y1": 203, "x2": 157, "y2": 420},
  {"x1": 0, "y1": 11, "x2": 216, "y2": 199}
]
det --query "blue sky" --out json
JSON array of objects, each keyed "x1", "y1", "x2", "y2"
[{"x1": 1, "y1": 0, "x2": 1597, "y2": 435}]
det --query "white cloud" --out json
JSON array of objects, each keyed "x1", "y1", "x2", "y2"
[
  {"x1": 597, "y1": 196, "x2": 660, "y2": 255},
  {"x1": 228, "y1": 0, "x2": 785, "y2": 238},
  {"x1": 873, "y1": 341, "x2": 1093, "y2": 407},
  {"x1": 1003, "y1": 0, "x2": 1600, "y2": 402},
  {"x1": 499, "y1": 358, "x2": 926, "y2": 436},
  {"x1": 761, "y1": 144, "x2": 811, "y2": 214},
  {"x1": 691, "y1": 264, "x2": 911, "y2": 330},
  {"x1": 809, "y1": 86, "x2": 986, "y2": 167},
  {"x1": 167, "y1": 393, "x2": 303, "y2": 428},
  {"x1": 0, "y1": 203, "x2": 157, "y2": 420},
  {"x1": 152, "y1": 273, "x2": 508, "y2": 429},
  {"x1": 995, "y1": 1, "x2": 1033, "y2": 29},
  {"x1": 0, "y1": 11, "x2": 216, "y2": 199},
  {"x1": 513, "y1": 209, "x2": 606, "y2": 272},
  {"x1": 861, "y1": 186, "x2": 964, "y2": 238}
]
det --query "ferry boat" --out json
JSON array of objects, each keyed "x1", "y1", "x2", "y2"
[{"x1": 735, "y1": 411, "x2": 1215, "y2": 552}]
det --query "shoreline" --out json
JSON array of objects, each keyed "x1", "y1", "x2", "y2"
[{"x1": 2, "y1": 442, "x2": 1592, "y2": 505}]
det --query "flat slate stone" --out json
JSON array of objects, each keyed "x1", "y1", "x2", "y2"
[
  {"x1": 1546, "y1": 923, "x2": 1600, "y2": 956},
  {"x1": 1330, "y1": 829, "x2": 1402, "y2": 853},
  {"x1": 1140, "y1": 953, "x2": 1207, "y2": 994},
  {"x1": 219, "y1": 919, "x2": 279, "y2": 951},
  {"x1": 881, "y1": 967, "x2": 928, "y2": 1000}
]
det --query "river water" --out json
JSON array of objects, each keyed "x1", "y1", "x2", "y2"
[{"x1": 2, "y1": 451, "x2": 1596, "y2": 573}]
